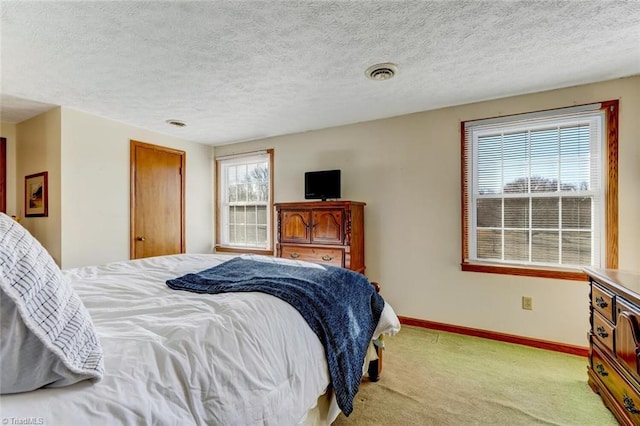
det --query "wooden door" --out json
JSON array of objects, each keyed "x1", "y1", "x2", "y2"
[{"x1": 130, "y1": 140, "x2": 185, "y2": 259}]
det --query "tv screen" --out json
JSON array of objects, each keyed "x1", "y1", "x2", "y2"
[{"x1": 304, "y1": 170, "x2": 341, "y2": 201}]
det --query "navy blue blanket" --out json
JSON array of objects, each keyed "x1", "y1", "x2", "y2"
[{"x1": 166, "y1": 257, "x2": 385, "y2": 416}]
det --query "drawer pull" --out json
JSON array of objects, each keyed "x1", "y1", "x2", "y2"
[
  {"x1": 321, "y1": 255, "x2": 333, "y2": 261},
  {"x1": 596, "y1": 326, "x2": 609, "y2": 339},
  {"x1": 623, "y1": 394, "x2": 640, "y2": 414},
  {"x1": 595, "y1": 364, "x2": 609, "y2": 377},
  {"x1": 289, "y1": 252, "x2": 300, "y2": 259},
  {"x1": 595, "y1": 296, "x2": 608, "y2": 309}
]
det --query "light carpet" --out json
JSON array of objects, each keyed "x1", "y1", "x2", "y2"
[{"x1": 334, "y1": 326, "x2": 617, "y2": 425}]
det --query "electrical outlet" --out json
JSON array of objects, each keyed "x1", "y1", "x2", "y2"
[{"x1": 522, "y1": 296, "x2": 533, "y2": 310}]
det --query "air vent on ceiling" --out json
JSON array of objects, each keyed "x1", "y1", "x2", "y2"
[
  {"x1": 165, "y1": 119, "x2": 186, "y2": 127},
  {"x1": 365, "y1": 62, "x2": 398, "y2": 81}
]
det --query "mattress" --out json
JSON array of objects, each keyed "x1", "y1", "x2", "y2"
[{"x1": 0, "y1": 253, "x2": 400, "y2": 425}]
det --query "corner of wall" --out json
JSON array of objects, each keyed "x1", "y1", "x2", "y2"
[{"x1": 15, "y1": 109, "x2": 63, "y2": 265}]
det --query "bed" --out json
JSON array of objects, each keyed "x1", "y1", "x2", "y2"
[{"x1": 0, "y1": 214, "x2": 400, "y2": 425}]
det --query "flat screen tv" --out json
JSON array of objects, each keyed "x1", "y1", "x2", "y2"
[{"x1": 304, "y1": 169, "x2": 341, "y2": 201}]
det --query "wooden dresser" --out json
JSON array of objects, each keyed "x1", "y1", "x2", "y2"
[
  {"x1": 586, "y1": 268, "x2": 640, "y2": 425},
  {"x1": 275, "y1": 201, "x2": 365, "y2": 273}
]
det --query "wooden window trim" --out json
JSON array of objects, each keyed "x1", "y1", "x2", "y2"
[
  {"x1": 461, "y1": 101, "x2": 618, "y2": 281},
  {"x1": 215, "y1": 149, "x2": 274, "y2": 254},
  {"x1": 214, "y1": 246, "x2": 274, "y2": 256}
]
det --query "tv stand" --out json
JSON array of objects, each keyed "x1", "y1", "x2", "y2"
[{"x1": 275, "y1": 200, "x2": 365, "y2": 273}]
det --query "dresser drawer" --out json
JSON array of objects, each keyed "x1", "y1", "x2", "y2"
[
  {"x1": 593, "y1": 310, "x2": 615, "y2": 353},
  {"x1": 280, "y1": 245, "x2": 344, "y2": 267},
  {"x1": 592, "y1": 283, "x2": 615, "y2": 323},
  {"x1": 592, "y1": 345, "x2": 640, "y2": 424}
]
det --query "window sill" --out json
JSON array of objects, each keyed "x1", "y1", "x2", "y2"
[
  {"x1": 461, "y1": 262, "x2": 588, "y2": 281},
  {"x1": 215, "y1": 246, "x2": 274, "y2": 256}
]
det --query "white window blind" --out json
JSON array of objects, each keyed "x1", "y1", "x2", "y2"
[
  {"x1": 217, "y1": 152, "x2": 271, "y2": 249},
  {"x1": 463, "y1": 106, "x2": 605, "y2": 269}
]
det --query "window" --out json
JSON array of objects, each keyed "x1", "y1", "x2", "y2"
[
  {"x1": 462, "y1": 102, "x2": 618, "y2": 280},
  {"x1": 216, "y1": 150, "x2": 273, "y2": 254}
]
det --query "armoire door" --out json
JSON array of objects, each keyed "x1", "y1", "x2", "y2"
[
  {"x1": 130, "y1": 140, "x2": 185, "y2": 259},
  {"x1": 311, "y1": 209, "x2": 343, "y2": 244},
  {"x1": 279, "y1": 210, "x2": 312, "y2": 243}
]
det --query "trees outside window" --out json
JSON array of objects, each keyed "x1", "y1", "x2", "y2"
[
  {"x1": 216, "y1": 150, "x2": 273, "y2": 254},
  {"x1": 462, "y1": 102, "x2": 618, "y2": 280}
]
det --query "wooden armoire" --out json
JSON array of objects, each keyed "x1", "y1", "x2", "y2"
[{"x1": 275, "y1": 201, "x2": 365, "y2": 273}]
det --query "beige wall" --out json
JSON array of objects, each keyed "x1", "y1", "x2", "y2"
[
  {"x1": 0, "y1": 122, "x2": 18, "y2": 216},
  {"x1": 10, "y1": 107, "x2": 214, "y2": 268},
  {"x1": 215, "y1": 76, "x2": 640, "y2": 347},
  {"x1": 16, "y1": 108, "x2": 63, "y2": 264},
  {"x1": 60, "y1": 108, "x2": 215, "y2": 268},
  {"x1": 6, "y1": 76, "x2": 637, "y2": 345}
]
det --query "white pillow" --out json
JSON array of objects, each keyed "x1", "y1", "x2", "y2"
[{"x1": 0, "y1": 213, "x2": 104, "y2": 393}]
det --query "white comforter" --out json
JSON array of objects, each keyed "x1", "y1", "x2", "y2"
[{"x1": 1, "y1": 254, "x2": 400, "y2": 426}]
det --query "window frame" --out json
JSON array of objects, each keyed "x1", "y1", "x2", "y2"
[
  {"x1": 461, "y1": 101, "x2": 618, "y2": 281},
  {"x1": 215, "y1": 149, "x2": 274, "y2": 255}
]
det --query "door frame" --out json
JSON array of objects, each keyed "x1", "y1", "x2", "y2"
[
  {"x1": 1, "y1": 137, "x2": 6, "y2": 213},
  {"x1": 130, "y1": 140, "x2": 186, "y2": 259}
]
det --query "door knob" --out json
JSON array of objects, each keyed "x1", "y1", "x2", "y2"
[{"x1": 136, "y1": 236, "x2": 146, "y2": 241}]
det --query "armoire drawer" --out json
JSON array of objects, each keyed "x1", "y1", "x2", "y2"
[{"x1": 280, "y1": 245, "x2": 344, "y2": 267}]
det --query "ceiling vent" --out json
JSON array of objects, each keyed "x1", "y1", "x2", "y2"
[
  {"x1": 365, "y1": 63, "x2": 398, "y2": 81},
  {"x1": 165, "y1": 119, "x2": 186, "y2": 127}
]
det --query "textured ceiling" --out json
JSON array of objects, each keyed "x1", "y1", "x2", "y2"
[{"x1": 1, "y1": 1, "x2": 639, "y2": 146}]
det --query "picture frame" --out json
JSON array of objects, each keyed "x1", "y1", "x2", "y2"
[{"x1": 25, "y1": 171, "x2": 48, "y2": 217}]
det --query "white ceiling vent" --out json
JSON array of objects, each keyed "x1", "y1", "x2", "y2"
[
  {"x1": 365, "y1": 63, "x2": 398, "y2": 81},
  {"x1": 165, "y1": 119, "x2": 186, "y2": 127}
]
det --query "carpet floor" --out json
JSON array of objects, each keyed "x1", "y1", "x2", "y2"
[{"x1": 333, "y1": 325, "x2": 617, "y2": 425}]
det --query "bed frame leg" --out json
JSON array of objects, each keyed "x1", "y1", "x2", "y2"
[
  {"x1": 368, "y1": 359, "x2": 380, "y2": 382},
  {"x1": 368, "y1": 281, "x2": 383, "y2": 382},
  {"x1": 367, "y1": 340, "x2": 383, "y2": 382}
]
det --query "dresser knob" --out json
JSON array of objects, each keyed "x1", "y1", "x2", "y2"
[
  {"x1": 623, "y1": 394, "x2": 640, "y2": 414},
  {"x1": 289, "y1": 252, "x2": 300, "y2": 259},
  {"x1": 595, "y1": 364, "x2": 609, "y2": 376},
  {"x1": 321, "y1": 255, "x2": 333, "y2": 261},
  {"x1": 597, "y1": 326, "x2": 609, "y2": 339},
  {"x1": 595, "y1": 296, "x2": 608, "y2": 309}
]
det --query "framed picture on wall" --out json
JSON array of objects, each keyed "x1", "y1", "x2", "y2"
[{"x1": 25, "y1": 171, "x2": 48, "y2": 217}]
